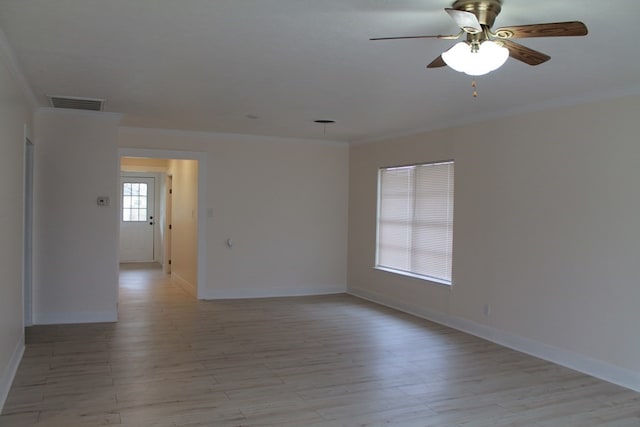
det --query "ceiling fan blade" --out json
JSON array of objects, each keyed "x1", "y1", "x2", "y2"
[
  {"x1": 370, "y1": 33, "x2": 461, "y2": 41},
  {"x1": 500, "y1": 40, "x2": 550, "y2": 65},
  {"x1": 494, "y1": 21, "x2": 588, "y2": 39},
  {"x1": 427, "y1": 55, "x2": 446, "y2": 68},
  {"x1": 445, "y1": 8, "x2": 482, "y2": 34}
]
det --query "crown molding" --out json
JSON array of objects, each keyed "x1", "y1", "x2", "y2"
[
  {"x1": 119, "y1": 126, "x2": 349, "y2": 147},
  {"x1": 36, "y1": 106, "x2": 123, "y2": 121},
  {"x1": 351, "y1": 86, "x2": 640, "y2": 146}
]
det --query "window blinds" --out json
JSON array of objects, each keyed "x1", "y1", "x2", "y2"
[{"x1": 377, "y1": 161, "x2": 454, "y2": 283}]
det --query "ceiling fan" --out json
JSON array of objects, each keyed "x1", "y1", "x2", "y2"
[{"x1": 370, "y1": 0, "x2": 588, "y2": 76}]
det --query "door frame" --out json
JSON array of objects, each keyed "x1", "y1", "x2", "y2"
[
  {"x1": 119, "y1": 174, "x2": 159, "y2": 263},
  {"x1": 118, "y1": 148, "x2": 207, "y2": 299},
  {"x1": 164, "y1": 174, "x2": 173, "y2": 274},
  {"x1": 23, "y1": 133, "x2": 34, "y2": 326}
]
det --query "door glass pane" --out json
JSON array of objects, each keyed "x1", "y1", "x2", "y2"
[{"x1": 122, "y1": 182, "x2": 148, "y2": 222}]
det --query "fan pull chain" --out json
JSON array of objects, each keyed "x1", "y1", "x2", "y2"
[{"x1": 472, "y1": 80, "x2": 478, "y2": 98}]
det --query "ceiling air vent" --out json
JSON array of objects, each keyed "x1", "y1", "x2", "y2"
[{"x1": 48, "y1": 95, "x2": 105, "y2": 112}]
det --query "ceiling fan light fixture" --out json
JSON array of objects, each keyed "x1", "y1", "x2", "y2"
[
  {"x1": 442, "y1": 40, "x2": 509, "y2": 76},
  {"x1": 441, "y1": 42, "x2": 472, "y2": 72}
]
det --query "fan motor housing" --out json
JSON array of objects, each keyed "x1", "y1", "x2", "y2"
[{"x1": 452, "y1": 0, "x2": 502, "y2": 28}]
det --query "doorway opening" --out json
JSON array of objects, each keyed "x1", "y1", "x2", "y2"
[
  {"x1": 119, "y1": 175, "x2": 157, "y2": 263},
  {"x1": 117, "y1": 148, "x2": 207, "y2": 300}
]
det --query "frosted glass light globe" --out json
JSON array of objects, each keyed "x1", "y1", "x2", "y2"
[{"x1": 442, "y1": 40, "x2": 509, "y2": 76}]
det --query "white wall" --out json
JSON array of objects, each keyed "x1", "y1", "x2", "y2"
[
  {"x1": 168, "y1": 159, "x2": 198, "y2": 295},
  {"x1": 119, "y1": 128, "x2": 349, "y2": 299},
  {"x1": 348, "y1": 94, "x2": 640, "y2": 391},
  {"x1": 33, "y1": 109, "x2": 121, "y2": 324},
  {"x1": 121, "y1": 157, "x2": 169, "y2": 172},
  {"x1": 0, "y1": 39, "x2": 32, "y2": 410}
]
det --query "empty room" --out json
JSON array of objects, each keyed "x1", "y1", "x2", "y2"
[{"x1": 0, "y1": 1, "x2": 639, "y2": 426}]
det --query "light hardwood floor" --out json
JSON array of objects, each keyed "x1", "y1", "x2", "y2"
[{"x1": 1, "y1": 264, "x2": 638, "y2": 426}]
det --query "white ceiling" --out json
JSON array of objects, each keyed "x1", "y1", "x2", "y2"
[{"x1": 0, "y1": 0, "x2": 638, "y2": 143}]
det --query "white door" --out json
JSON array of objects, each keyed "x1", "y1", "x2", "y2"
[{"x1": 119, "y1": 176, "x2": 155, "y2": 262}]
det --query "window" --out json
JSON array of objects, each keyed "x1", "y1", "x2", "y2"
[
  {"x1": 376, "y1": 161, "x2": 454, "y2": 284},
  {"x1": 122, "y1": 182, "x2": 148, "y2": 222}
]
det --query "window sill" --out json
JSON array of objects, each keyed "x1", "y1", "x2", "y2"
[{"x1": 373, "y1": 266, "x2": 452, "y2": 287}]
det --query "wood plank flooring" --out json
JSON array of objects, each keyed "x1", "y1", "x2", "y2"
[{"x1": 1, "y1": 263, "x2": 638, "y2": 426}]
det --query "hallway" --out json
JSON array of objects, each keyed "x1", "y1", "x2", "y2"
[{"x1": 1, "y1": 265, "x2": 638, "y2": 426}]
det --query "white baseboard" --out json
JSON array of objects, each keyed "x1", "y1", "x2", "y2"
[
  {"x1": 0, "y1": 334, "x2": 25, "y2": 413},
  {"x1": 348, "y1": 287, "x2": 640, "y2": 393},
  {"x1": 201, "y1": 285, "x2": 346, "y2": 300},
  {"x1": 172, "y1": 273, "x2": 196, "y2": 298},
  {"x1": 34, "y1": 310, "x2": 117, "y2": 325}
]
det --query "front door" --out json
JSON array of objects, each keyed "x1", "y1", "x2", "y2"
[{"x1": 119, "y1": 176, "x2": 155, "y2": 262}]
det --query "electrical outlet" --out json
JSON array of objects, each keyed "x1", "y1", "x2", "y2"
[
  {"x1": 96, "y1": 196, "x2": 110, "y2": 206},
  {"x1": 483, "y1": 303, "x2": 490, "y2": 317}
]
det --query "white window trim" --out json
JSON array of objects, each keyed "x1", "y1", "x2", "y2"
[
  {"x1": 373, "y1": 266, "x2": 453, "y2": 287},
  {"x1": 375, "y1": 160, "x2": 454, "y2": 286}
]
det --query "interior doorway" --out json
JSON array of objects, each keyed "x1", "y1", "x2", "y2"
[{"x1": 117, "y1": 148, "x2": 207, "y2": 299}]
